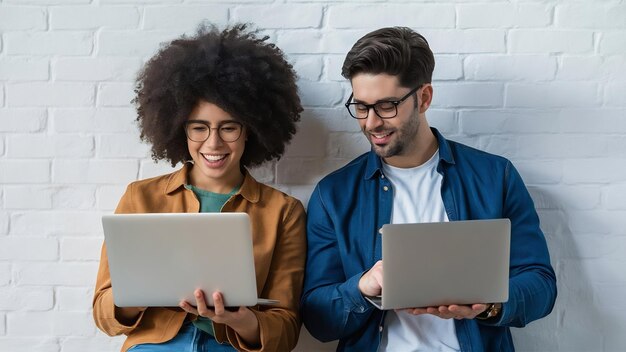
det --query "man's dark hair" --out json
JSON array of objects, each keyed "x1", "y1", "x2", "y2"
[
  {"x1": 341, "y1": 27, "x2": 435, "y2": 88},
  {"x1": 134, "y1": 23, "x2": 302, "y2": 167}
]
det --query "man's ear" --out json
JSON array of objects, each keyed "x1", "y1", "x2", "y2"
[{"x1": 419, "y1": 84, "x2": 433, "y2": 113}]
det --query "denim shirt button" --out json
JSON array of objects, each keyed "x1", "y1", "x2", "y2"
[
  {"x1": 383, "y1": 186, "x2": 389, "y2": 191},
  {"x1": 379, "y1": 325, "x2": 383, "y2": 332}
]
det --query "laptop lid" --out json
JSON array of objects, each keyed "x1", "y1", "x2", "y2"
[
  {"x1": 102, "y1": 212, "x2": 277, "y2": 307},
  {"x1": 366, "y1": 219, "x2": 510, "y2": 310}
]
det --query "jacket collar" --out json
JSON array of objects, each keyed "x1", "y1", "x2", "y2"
[
  {"x1": 364, "y1": 127, "x2": 455, "y2": 180},
  {"x1": 165, "y1": 162, "x2": 261, "y2": 203},
  {"x1": 434, "y1": 127, "x2": 455, "y2": 166}
]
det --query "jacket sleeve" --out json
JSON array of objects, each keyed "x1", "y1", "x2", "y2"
[
  {"x1": 481, "y1": 161, "x2": 557, "y2": 327},
  {"x1": 300, "y1": 185, "x2": 377, "y2": 343},
  {"x1": 226, "y1": 199, "x2": 307, "y2": 352},
  {"x1": 92, "y1": 184, "x2": 147, "y2": 336}
]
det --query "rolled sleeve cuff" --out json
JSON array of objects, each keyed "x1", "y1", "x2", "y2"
[
  {"x1": 225, "y1": 311, "x2": 262, "y2": 352},
  {"x1": 477, "y1": 301, "x2": 511, "y2": 327},
  {"x1": 97, "y1": 290, "x2": 146, "y2": 335},
  {"x1": 339, "y1": 271, "x2": 375, "y2": 314}
]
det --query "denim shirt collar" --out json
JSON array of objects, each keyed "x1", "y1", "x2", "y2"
[{"x1": 363, "y1": 127, "x2": 455, "y2": 180}]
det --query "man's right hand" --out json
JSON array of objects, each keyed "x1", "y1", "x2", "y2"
[{"x1": 358, "y1": 260, "x2": 383, "y2": 296}]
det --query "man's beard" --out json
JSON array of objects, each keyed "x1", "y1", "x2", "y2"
[
  {"x1": 371, "y1": 136, "x2": 403, "y2": 158},
  {"x1": 365, "y1": 110, "x2": 420, "y2": 159}
]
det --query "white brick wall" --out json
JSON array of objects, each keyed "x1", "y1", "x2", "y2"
[
  {"x1": 0, "y1": 1, "x2": 624, "y2": 351},
  {"x1": 0, "y1": 7, "x2": 47, "y2": 31},
  {"x1": 0, "y1": 237, "x2": 58, "y2": 261},
  {"x1": 5, "y1": 31, "x2": 94, "y2": 56},
  {"x1": 52, "y1": 108, "x2": 136, "y2": 133},
  {"x1": 600, "y1": 31, "x2": 626, "y2": 54},
  {"x1": 50, "y1": 6, "x2": 140, "y2": 29},
  {"x1": 97, "y1": 82, "x2": 135, "y2": 106},
  {"x1": 328, "y1": 4, "x2": 456, "y2": 29},
  {"x1": 143, "y1": 5, "x2": 229, "y2": 31},
  {"x1": 234, "y1": 4, "x2": 323, "y2": 28},
  {"x1": 0, "y1": 109, "x2": 47, "y2": 132},
  {"x1": 0, "y1": 58, "x2": 49, "y2": 81},
  {"x1": 0, "y1": 263, "x2": 11, "y2": 285},
  {"x1": 8, "y1": 83, "x2": 95, "y2": 107},
  {"x1": 457, "y1": 3, "x2": 552, "y2": 28},
  {"x1": 0, "y1": 287, "x2": 54, "y2": 311}
]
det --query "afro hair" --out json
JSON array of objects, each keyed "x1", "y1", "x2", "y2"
[{"x1": 133, "y1": 23, "x2": 303, "y2": 168}]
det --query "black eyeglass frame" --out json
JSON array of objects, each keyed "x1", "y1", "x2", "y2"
[
  {"x1": 344, "y1": 85, "x2": 423, "y2": 120},
  {"x1": 183, "y1": 120, "x2": 244, "y2": 143}
]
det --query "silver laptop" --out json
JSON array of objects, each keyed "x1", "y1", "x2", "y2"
[
  {"x1": 102, "y1": 212, "x2": 278, "y2": 307},
  {"x1": 365, "y1": 219, "x2": 510, "y2": 310}
]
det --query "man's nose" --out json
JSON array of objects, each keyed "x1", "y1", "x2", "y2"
[{"x1": 364, "y1": 108, "x2": 384, "y2": 131}]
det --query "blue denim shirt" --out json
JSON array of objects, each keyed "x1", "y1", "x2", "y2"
[{"x1": 301, "y1": 128, "x2": 557, "y2": 352}]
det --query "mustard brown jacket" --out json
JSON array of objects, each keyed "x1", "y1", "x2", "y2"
[{"x1": 93, "y1": 164, "x2": 307, "y2": 352}]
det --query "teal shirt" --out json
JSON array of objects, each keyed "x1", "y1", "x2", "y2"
[
  {"x1": 187, "y1": 184, "x2": 240, "y2": 336},
  {"x1": 188, "y1": 184, "x2": 239, "y2": 213}
]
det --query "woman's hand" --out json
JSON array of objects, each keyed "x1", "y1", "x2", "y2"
[{"x1": 180, "y1": 289, "x2": 260, "y2": 346}]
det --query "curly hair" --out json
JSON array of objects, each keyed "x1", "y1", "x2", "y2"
[{"x1": 133, "y1": 23, "x2": 302, "y2": 167}]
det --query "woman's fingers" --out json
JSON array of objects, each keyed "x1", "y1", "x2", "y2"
[
  {"x1": 179, "y1": 300, "x2": 199, "y2": 315},
  {"x1": 212, "y1": 292, "x2": 225, "y2": 316}
]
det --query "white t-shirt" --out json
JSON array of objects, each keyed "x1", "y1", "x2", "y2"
[{"x1": 378, "y1": 150, "x2": 460, "y2": 352}]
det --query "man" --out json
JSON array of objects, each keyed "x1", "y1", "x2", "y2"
[{"x1": 301, "y1": 27, "x2": 557, "y2": 351}]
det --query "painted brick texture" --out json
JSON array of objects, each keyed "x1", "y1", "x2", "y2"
[{"x1": 0, "y1": 1, "x2": 624, "y2": 351}]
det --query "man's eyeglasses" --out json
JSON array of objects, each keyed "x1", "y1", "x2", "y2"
[
  {"x1": 344, "y1": 85, "x2": 423, "y2": 119},
  {"x1": 184, "y1": 120, "x2": 243, "y2": 143}
]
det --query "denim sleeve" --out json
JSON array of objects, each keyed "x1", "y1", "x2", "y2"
[
  {"x1": 300, "y1": 185, "x2": 376, "y2": 342},
  {"x1": 481, "y1": 161, "x2": 557, "y2": 327}
]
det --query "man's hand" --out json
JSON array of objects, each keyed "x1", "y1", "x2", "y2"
[
  {"x1": 359, "y1": 260, "x2": 383, "y2": 297},
  {"x1": 401, "y1": 303, "x2": 489, "y2": 320}
]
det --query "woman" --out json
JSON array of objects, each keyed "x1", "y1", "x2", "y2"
[{"x1": 93, "y1": 24, "x2": 305, "y2": 352}]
